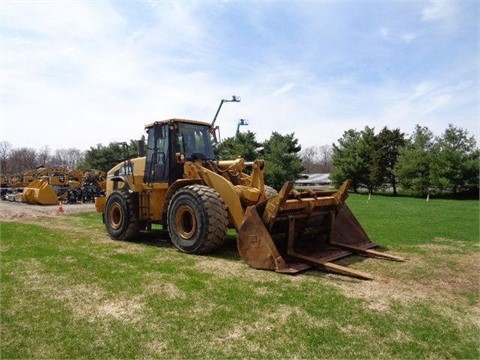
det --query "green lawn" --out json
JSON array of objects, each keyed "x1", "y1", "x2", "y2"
[
  {"x1": 347, "y1": 193, "x2": 479, "y2": 248},
  {"x1": 1, "y1": 194, "x2": 479, "y2": 359}
]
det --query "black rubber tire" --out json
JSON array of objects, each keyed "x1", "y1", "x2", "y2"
[
  {"x1": 104, "y1": 189, "x2": 140, "y2": 241},
  {"x1": 167, "y1": 185, "x2": 228, "y2": 254},
  {"x1": 265, "y1": 185, "x2": 278, "y2": 198}
]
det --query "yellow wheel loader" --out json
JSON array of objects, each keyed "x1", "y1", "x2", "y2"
[{"x1": 96, "y1": 119, "x2": 403, "y2": 279}]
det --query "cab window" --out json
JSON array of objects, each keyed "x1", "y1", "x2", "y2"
[{"x1": 177, "y1": 123, "x2": 214, "y2": 160}]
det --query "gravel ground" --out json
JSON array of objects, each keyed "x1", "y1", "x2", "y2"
[{"x1": 0, "y1": 200, "x2": 96, "y2": 221}]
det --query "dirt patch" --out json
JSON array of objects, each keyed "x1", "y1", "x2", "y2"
[{"x1": 0, "y1": 200, "x2": 95, "y2": 221}]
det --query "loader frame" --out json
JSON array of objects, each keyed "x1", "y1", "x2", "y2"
[{"x1": 96, "y1": 118, "x2": 404, "y2": 280}]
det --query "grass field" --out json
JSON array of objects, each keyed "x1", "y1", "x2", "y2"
[{"x1": 1, "y1": 194, "x2": 479, "y2": 359}]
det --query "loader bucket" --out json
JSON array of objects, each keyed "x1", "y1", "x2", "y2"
[
  {"x1": 22, "y1": 179, "x2": 58, "y2": 205},
  {"x1": 237, "y1": 180, "x2": 403, "y2": 280}
]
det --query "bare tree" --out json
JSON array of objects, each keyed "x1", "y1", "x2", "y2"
[
  {"x1": 318, "y1": 145, "x2": 333, "y2": 173},
  {"x1": 52, "y1": 148, "x2": 85, "y2": 169},
  {"x1": 0, "y1": 141, "x2": 12, "y2": 174},
  {"x1": 300, "y1": 145, "x2": 333, "y2": 173},
  {"x1": 37, "y1": 146, "x2": 50, "y2": 167},
  {"x1": 9, "y1": 147, "x2": 38, "y2": 173},
  {"x1": 300, "y1": 146, "x2": 319, "y2": 173}
]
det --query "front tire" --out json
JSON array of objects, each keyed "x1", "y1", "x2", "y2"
[
  {"x1": 104, "y1": 189, "x2": 139, "y2": 240},
  {"x1": 167, "y1": 185, "x2": 228, "y2": 254}
]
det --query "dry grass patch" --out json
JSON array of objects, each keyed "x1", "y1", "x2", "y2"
[
  {"x1": 143, "y1": 281, "x2": 187, "y2": 300},
  {"x1": 194, "y1": 256, "x2": 321, "y2": 286},
  {"x1": 339, "y1": 323, "x2": 373, "y2": 336},
  {"x1": 329, "y1": 240, "x2": 480, "y2": 328},
  {"x1": 269, "y1": 304, "x2": 332, "y2": 328},
  {"x1": 12, "y1": 259, "x2": 147, "y2": 324},
  {"x1": 145, "y1": 340, "x2": 178, "y2": 358},
  {"x1": 95, "y1": 298, "x2": 145, "y2": 323},
  {"x1": 27, "y1": 218, "x2": 106, "y2": 244},
  {"x1": 194, "y1": 257, "x2": 247, "y2": 278},
  {"x1": 194, "y1": 256, "x2": 291, "y2": 284}
]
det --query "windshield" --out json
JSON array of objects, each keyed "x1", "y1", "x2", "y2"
[{"x1": 177, "y1": 122, "x2": 215, "y2": 160}]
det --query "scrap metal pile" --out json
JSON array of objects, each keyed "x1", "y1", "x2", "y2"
[{"x1": 1, "y1": 167, "x2": 106, "y2": 205}]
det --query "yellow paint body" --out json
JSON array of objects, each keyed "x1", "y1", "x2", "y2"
[
  {"x1": 95, "y1": 118, "x2": 402, "y2": 279},
  {"x1": 96, "y1": 156, "x2": 264, "y2": 231},
  {"x1": 22, "y1": 179, "x2": 58, "y2": 205}
]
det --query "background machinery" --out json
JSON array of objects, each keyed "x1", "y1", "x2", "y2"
[
  {"x1": 1, "y1": 167, "x2": 105, "y2": 205},
  {"x1": 96, "y1": 117, "x2": 403, "y2": 279},
  {"x1": 236, "y1": 119, "x2": 249, "y2": 136}
]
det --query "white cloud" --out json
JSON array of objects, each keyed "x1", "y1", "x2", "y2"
[
  {"x1": 272, "y1": 83, "x2": 296, "y2": 96},
  {"x1": 401, "y1": 32, "x2": 418, "y2": 43},
  {"x1": 1, "y1": 1, "x2": 221, "y2": 149},
  {"x1": 379, "y1": 27, "x2": 391, "y2": 41},
  {"x1": 421, "y1": 0, "x2": 458, "y2": 22},
  {"x1": 378, "y1": 27, "x2": 417, "y2": 44},
  {"x1": 2, "y1": 1, "x2": 124, "y2": 41},
  {"x1": 383, "y1": 79, "x2": 477, "y2": 138},
  {"x1": 1, "y1": 1, "x2": 477, "y2": 153}
]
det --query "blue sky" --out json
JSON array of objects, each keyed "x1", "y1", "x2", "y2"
[{"x1": 1, "y1": 0, "x2": 478, "y2": 151}]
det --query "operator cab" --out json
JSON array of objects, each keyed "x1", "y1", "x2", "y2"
[{"x1": 144, "y1": 119, "x2": 215, "y2": 184}]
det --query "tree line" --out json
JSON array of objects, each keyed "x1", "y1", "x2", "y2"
[
  {"x1": 0, "y1": 141, "x2": 139, "y2": 175},
  {"x1": 330, "y1": 124, "x2": 479, "y2": 197},
  {"x1": 0, "y1": 143, "x2": 85, "y2": 174},
  {"x1": 0, "y1": 132, "x2": 303, "y2": 191},
  {"x1": 217, "y1": 124, "x2": 479, "y2": 198},
  {"x1": 1, "y1": 123, "x2": 477, "y2": 198}
]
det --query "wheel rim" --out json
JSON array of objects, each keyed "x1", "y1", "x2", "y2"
[
  {"x1": 109, "y1": 203, "x2": 123, "y2": 230},
  {"x1": 175, "y1": 204, "x2": 197, "y2": 240}
]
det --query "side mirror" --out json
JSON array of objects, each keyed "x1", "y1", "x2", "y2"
[
  {"x1": 137, "y1": 135, "x2": 146, "y2": 157},
  {"x1": 211, "y1": 126, "x2": 221, "y2": 145}
]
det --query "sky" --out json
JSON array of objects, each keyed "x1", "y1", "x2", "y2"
[{"x1": 1, "y1": 0, "x2": 479, "y2": 152}]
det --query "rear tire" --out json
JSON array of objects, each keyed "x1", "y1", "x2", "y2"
[
  {"x1": 167, "y1": 185, "x2": 228, "y2": 254},
  {"x1": 104, "y1": 189, "x2": 140, "y2": 240}
]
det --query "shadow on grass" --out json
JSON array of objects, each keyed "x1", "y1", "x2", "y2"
[
  {"x1": 131, "y1": 229, "x2": 172, "y2": 248},
  {"x1": 210, "y1": 235, "x2": 242, "y2": 261},
  {"x1": 129, "y1": 229, "x2": 242, "y2": 261},
  {"x1": 127, "y1": 228, "x2": 397, "y2": 281}
]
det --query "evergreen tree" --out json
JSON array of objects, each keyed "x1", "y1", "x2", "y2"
[
  {"x1": 263, "y1": 132, "x2": 303, "y2": 190},
  {"x1": 358, "y1": 126, "x2": 379, "y2": 193},
  {"x1": 430, "y1": 124, "x2": 479, "y2": 194},
  {"x1": 376, "y1": 127, "x2": 406, "y2": 195},
  {"x1": 393, "y1": 125, "x2": 435, "y2": 196},
  {"x1": 215, "y1": 131, "x2": 260, "y2": 161},
  {"x1": 80, "y1": 141, "x2": 139, "y2": 172},
  {"x1": 331, "y1": 128, "x2": 376, "y2": 192}
]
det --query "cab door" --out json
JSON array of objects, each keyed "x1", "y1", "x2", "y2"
[{"x1": 144, "y1": 124, "x2": 169, "y2": 183}]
